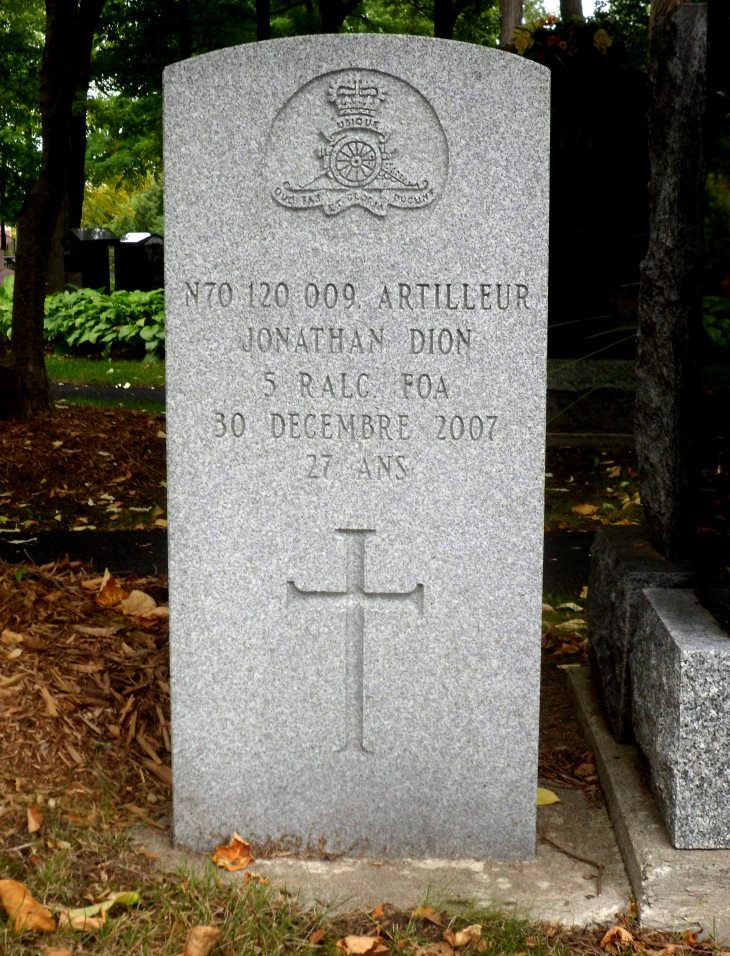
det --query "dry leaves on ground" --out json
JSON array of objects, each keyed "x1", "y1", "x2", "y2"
[
  {"x1": 211, "y1": 833, "x2": 255, "y2": 872},
  {"x1": 182, "y1": 924, "x2": 221, "y2": 956},
  {"x1": 0, "y1": 878, "x2": 56, "y2": 933},
  {"x1": 0, "y1": 404, "x2": 166, "y2": 532}
]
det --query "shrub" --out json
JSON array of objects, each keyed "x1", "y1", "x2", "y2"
[
  {"x1": 0, "y1": 284, "x2": 165, "y2": 359},
  {"x1": 0, "y1": 277, "x2": 12, "y2": 340}
]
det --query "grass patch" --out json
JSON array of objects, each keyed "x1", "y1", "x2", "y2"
[
  {"x1": 0, "y1": 816, "x2": 572, "y2": 956},
  {"x1": 46, "y1": 355, "x2": 165, "y2": 389}
]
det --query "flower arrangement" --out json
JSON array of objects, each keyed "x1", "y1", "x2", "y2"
[{"x1": 510, "y1": 15, "x2": 624, "y2": 68}]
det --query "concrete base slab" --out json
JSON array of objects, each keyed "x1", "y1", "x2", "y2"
[
  {"x1": 567, "y1": 665, "x2": 730, "y2": 944},
  {"x1": 135, "y1": 785, "x2": 629, "y2": 927}
]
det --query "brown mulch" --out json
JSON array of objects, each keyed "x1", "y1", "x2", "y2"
[
  {"x1": 0, "y1": 404, "x2": 166, "y2": 532},
  {"x1": 0, "y1": 559, "x2": 171, "y2": 837}
]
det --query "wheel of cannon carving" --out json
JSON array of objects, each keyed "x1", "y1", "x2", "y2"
[{"x1": 330, "y1": 136, "x2": 382, "y2": 187}]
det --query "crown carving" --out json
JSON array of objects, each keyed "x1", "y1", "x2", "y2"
[{"x1": 327, "y1": 73, "x2": 386, "y2": 117}]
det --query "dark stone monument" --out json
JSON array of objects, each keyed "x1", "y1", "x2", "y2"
[{"x1": 115, "y1": 232, "x2": 164, "y2": 291}]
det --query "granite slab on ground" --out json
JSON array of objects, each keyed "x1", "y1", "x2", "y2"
[
  {"x1": 632, "y1": 589, "x2": 730, "y2": 849},
  {"x1": 588, "y1": 526, "x2": 694, "y2": 741},
  {"x1": 569, "y1": 666, "x2": 730, "y2": 944}
]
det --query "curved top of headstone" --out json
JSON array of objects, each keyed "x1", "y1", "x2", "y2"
[{"x1": 164, "y1": 34, "x2": 549, "y2": 262}]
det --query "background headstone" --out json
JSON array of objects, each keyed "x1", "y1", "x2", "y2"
[{"x1": 164, "y1": 35, "x2": 549, "y2": 859}]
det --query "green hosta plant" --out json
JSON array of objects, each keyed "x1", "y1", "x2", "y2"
[
  {"x1": 0, "y1": 276, "x2": 13, "y2": 340},
  {"x1": 0, "y1": 282, "x2": 165, "y2": 358},
  {"x1": 45, "y1": 287, "x2": 165, "y2": 359}
]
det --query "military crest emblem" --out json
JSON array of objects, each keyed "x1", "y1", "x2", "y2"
[{"x1": 272, "y1": 71, "x2": 441, "y2": 217}]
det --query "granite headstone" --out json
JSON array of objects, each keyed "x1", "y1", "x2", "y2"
[{"x1": 164, "y1": 35, "x2": 550, "y2": 859}]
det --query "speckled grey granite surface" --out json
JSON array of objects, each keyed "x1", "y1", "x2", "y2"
[
  {"x1": 588, "y1": 526, "x2": 694, "y2": 742},
  {"x1": 164, "y1": 35, "x2": 549, "y2": 859},
  {"x1": 632, "y1": 589, "x2": 730, "y2": 849}
]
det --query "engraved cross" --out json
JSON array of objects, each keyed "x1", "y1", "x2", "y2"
[{"x1": 287, "y1": 528, "x2": 424, "y2": 754}]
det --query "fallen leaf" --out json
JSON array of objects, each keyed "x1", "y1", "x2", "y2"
[
  {"x1": 120, "y1": 589, "x2": 158, "y2": 617},
  {"x1": 27, "y1": 805, "x2": 44, "y2": 833},
  {"x1": 553, "y1": 619, "x2": 587, "y2": 632},
  {"x1": 81, "y1": 576, "x2": 106, "y2": 591},
  {"x1": 443, "y1": 925, "x2": 482, "y2": 948},
  {"x1": 42, "y1": 948, "x2": 73, "y2": 956},
  {"x1": 308, "y1": 928, "x2": 326, "y2": 945},
  {"x1": 371, "y1": 903, "x2": 387, "y2": 920},
  {"x1": 415, "y1": 944, "x2": 453, "y2": 956},
  {"x1": 46, "y1": 839, "x2": 72, "y2": 851},
  {"x1": 556, "y1": 602, "x2": 583, "y2": 612},
  {"x1": 58, "y1": 910, "x2": 106, "y2": 930},
  {"x1": 212, "y1": 832, "x2": 255, "y2": 872},
  {"x1": 412, "y1": 905, "x2": 444, "y2": 927},
  {"x1": 56, "y1": 890, "x2": 140, "y2": 931},
  {"x1": 537, "y1": 787, "x2": 561, "y2": 806},
  {"x1": 0, "y1": 878, "x2": 56, "y2": 932},
  {"x1": 242, "y1": 872, "x2": 269, "y2": 886},
  {"x1": 183, "y1": 925, "x2": 221, "y2": 956},
  {"x1": 599, "y1": 925, "x2": 634, "y2": 952},
  {"x1": 571, "y1": 503, "x2": 598, "y2": 516},
  {"x1": 96, "y1": 569, "x2": 129, "y2": 607},
  {"x1": 143, "y1": 604, "x2": 170, "y2": 620},
  {"x1": 336, "y1": 935, "x2": 389, "y2": 955}
]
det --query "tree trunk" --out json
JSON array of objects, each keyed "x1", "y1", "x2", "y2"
[
  {"x1": 4, "y1": 0, "x2": 105, "y2": 420},
  {"x1": 500, "y1": 0, "x2": 523, "y2": 47},
  {"x1": 635, "y1": 1, "x2": 707, "y2": 559},
  {"x1": 318, "y1": 0, "x2": 360, "y2": 32},
  {"x1": 178, "y1": 0, "x2": 191, "y2": 59},
  {"x1": 46, "y1": 194, "x2": 67, "y2": 294},
  {"x1": 256, "y1": 0, "x2": 271, "y2": 40},
  {"x1": 559, "y1": 0, "x2": 583, "y2": 19},
  {"x1": 434, "y1": 0, "x2": 457, "y2": 38}
]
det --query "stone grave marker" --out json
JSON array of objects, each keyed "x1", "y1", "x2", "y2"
[{"x1": 164, "y1": 34, "x2": 550, "y2": 859}]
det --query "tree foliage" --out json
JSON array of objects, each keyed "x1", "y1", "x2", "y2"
[{"x1": 0, "y1": 0, "x2": 44, "y2": 233}]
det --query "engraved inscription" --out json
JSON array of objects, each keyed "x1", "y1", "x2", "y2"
[
  {"x1": 287, "y1": 529, "x2": 424, "y2": 753},
  {"x1": 190, "y1": 276, "x2": 508, "y2": 478},
  {"x1": 270, "y1": 70, "x2": 446, "y2": 217}
]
